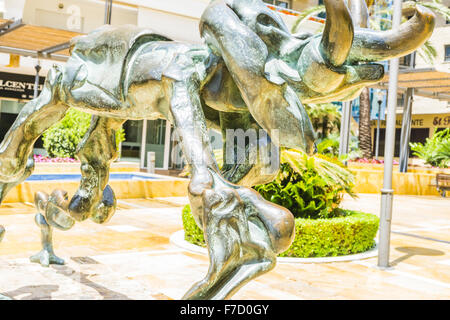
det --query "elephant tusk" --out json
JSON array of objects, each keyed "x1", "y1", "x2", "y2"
[
  {"x1": 347, "y1": 4, "x2": 435, "y2": 63},
  {"x1": 319, "y1": 0, "x2": 355, "y2": 67}
]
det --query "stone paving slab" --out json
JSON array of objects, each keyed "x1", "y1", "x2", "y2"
[{"x1": 0, "y1": 195, "x2": 449, "y2": 300}]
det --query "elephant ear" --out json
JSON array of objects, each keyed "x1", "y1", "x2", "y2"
[{"x1": 222, "y1": 0, "x2": 304, "y2": 85}]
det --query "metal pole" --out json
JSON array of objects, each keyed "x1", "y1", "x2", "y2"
[
  {"x1": 399, "y1": 88, "x2": 414, "y2": 172},
  {"x1": 399, "y1": 52, "x2": 416, "y2": 172},
  {"x1": 104, "y1": 0, "x2": 112, "y2": 25},
  {"x1": 378, "y1": 0, "x2": 403, "y2": 269},
  {"x1": 375, "y1": 101, "x2": 381, "y2": 159},
  {"x1": 33, "y1": 62, "x2": 41, "y2": 99},
  {"x1": 140, "y1": 120, "x2": 147, "y2": 169},
  {"x1": 339, "y1": 101, "x2": 352, "y2": 164},
  {"x1": 162, "y1": 120, "x2": 172, "y2": 170}
]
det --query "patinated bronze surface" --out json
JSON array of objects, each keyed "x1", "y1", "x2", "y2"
[{"x1": 0, "y1": 0, "x2": 434, "y2": 299}]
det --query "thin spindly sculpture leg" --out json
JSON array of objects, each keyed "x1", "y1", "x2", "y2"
[
  {"x1": 30, "y1": 191, "x2": 67, "y2": 267},
  {"x1": 0, "y1": 0, "x2": 434, "y2": 299}
]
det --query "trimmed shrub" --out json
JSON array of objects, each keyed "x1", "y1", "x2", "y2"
[
  {"x1": 42, "y1": 108, "x2": 125, "y2": 158},
  {"x1": 279, "y1": 211, "x2": 379, "y2": 257},
  {"x1": 43, "y1": 109, "x2": 91, "y2": 158},
  {"x1": 182, "y1": 205, "x2": 205, "y2": 247},
  {"x1": 181, "y1": 204, "x2": 379, "y2": 257}
]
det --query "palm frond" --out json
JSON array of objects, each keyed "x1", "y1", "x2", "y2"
[
  {"x1": 281, "y1": 149, "x2": 357, "y2": 198},
  {"x1": 416, "y1": 0, "x2": 450, "y2": 21},
  {"x1": 418, "y1": 40, "x2": 438, "y2": 65},
  {"x1": 291, "y1": 5, "x2": 325, "y2": 34}
]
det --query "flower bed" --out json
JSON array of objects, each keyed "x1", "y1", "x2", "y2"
[{"x1": 33, "y1": 154, "x2": 78, "y2": 163}]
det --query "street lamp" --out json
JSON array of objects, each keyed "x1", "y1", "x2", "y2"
[{"x1": 375, "y1": 89, "x2": 384, "y2": 160}]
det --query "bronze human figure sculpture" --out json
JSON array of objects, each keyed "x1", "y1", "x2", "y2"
[{"x1": 0, "y1": 0, "x2": 434, "y2": 299}]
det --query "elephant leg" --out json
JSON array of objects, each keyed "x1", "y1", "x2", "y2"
[
  {"x1": 0, "y1": 65, "x2": 68, "y2": 204},
  {"x1": 182, "y1": 170, "x2": 289, "y2": 300},
  {"x1": 67, "y1": 116, "x2": 125, "y2": 223},
  {"x1": 167, "y1": 79, "x2": 294, "y2": 299}
]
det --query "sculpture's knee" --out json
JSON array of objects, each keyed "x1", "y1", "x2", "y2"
[
  {"x1": 237, "y1": 188, "x2": 295, "y2": 254},
  {"x1": 68, "y1": 162, "x2": 106, "y2": 222}
]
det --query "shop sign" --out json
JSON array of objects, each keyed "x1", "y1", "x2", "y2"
[
  {"x1": 371, "y1": 114, "x2": 450, "y2": 129},
  {"x1": 0, "y1": 72, "x2": 45, "y2": 100},
  {"x1": 432, "y1": 115, "x2": 450, "y2": 127}
]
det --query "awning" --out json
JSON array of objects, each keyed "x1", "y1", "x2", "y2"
[
  {"x1": 0, "y1": 18, "x2": 83, "y2": 61},
  {"x1": 371, "y1": 68, "x2": 450, "y2": 102}
]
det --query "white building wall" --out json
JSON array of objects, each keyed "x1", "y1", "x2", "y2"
[{"x1": 411, "y1": 5, "x2": 450, "y2": 116}]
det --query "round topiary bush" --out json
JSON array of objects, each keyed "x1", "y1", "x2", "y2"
[
  {"x1": 181, "y1": 204, "x2": 379, "y2": 258},
  {"x1": 42, "y1": 108, "x2": 125, "y2": 159}
]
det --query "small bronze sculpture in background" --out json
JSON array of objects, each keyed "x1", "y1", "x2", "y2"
[{"x1": 0, "y1": 0, "x2": 434, "y2": 299}]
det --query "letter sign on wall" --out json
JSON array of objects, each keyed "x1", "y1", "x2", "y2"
[{"x1": 0, "y1": 72, "x2": 45, "y2": 100}]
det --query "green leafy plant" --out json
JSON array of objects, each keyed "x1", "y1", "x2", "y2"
[
  {"x1": 316, "y1": 133, "x2": 363, "y2": 161},
  {"x1": 42, "y1": 109, "x2": 125, "y2": 158},
  {"x1": 254, "y1": 149, "x2": 356, "y2": 219},
  {"x1": 410, "y1": 128, "x2": 450, "y2": 168},
  {"x1": 304, "y1": 103, "x2": 341, "y2": 140}
]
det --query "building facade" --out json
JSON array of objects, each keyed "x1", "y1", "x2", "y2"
[{"x1": 370, "y1": 0, "x2": 450, "y2": 158}]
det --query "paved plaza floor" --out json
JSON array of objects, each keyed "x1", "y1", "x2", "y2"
[{"x1": 0, "y1": 194, "x2": 449, "y2": 300}]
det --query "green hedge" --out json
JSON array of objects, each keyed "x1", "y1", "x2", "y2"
[
  {"x1": 182, "y1": 205, "x2": 205, "y2": 247},
  {"x1": 181, "y1": 204, "x2": 379, "y2": 258},
  {"x1": 42, "y1": 108, "x2": 125, "y2": 159},
  {"x1": 280, "y1": 211, "x2": 379, "y2": 257}
]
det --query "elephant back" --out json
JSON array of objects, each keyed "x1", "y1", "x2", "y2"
[{"x1": 68, "y1": 24, "x2": 171, "y2": 99}]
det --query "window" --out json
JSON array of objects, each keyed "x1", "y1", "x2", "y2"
[
  {"x1": 262, "y1": 0, "x2": 291, "y2": 9},
  {"x1": 445, "y1": 45, "x2": 450, "y2": 62}
]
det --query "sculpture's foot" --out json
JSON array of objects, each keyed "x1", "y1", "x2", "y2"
[
  {"x1": 183, "y1": 169, "x2": 292, "y2": 300},
  {"x1": 30, "y1": 249, "x2": 65, "y2": 267}
]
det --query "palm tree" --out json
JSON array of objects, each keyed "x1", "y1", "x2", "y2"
[{"x1": 358, "y1": 87, "x2": 373, "y2": 158}]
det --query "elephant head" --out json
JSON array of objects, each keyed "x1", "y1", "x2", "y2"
[
  {"x1": 296, "y1": 0, "x2": 435, "y2": 103},
  {"x1": 217, "y1": 0, "x2": 435, "y2": 104}
]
